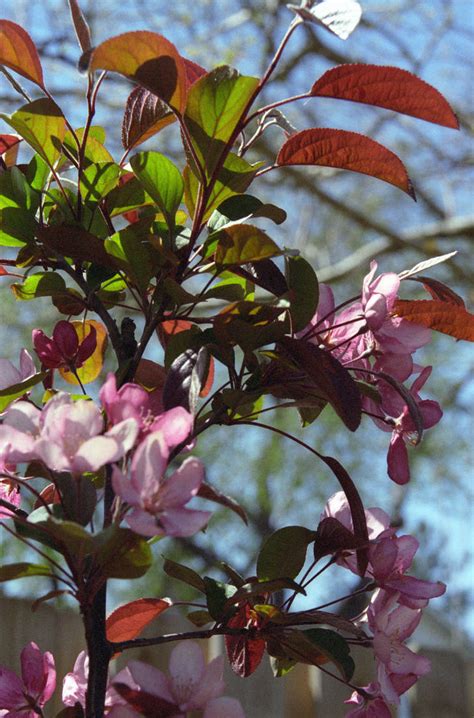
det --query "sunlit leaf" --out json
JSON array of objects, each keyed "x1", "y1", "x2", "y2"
[
  {"x1": 59, "y1": 320, "x2": 107, "y2": 385},
  {"x1": 311, "y1": 64, "x2": 459, "y2": 128},
  {"x1": 86, "y1": 31, "x2": 187, "y2": 112},
  {"x1": 277, "y1": 128, "x2": 415, "y2": 198},
  {"x1": 215, "y1": 224, "x2": 281, "y2": 265},
  {"x1": 122, "y1": 86, "x2": 175, "y2": 151},
  {"x1": 106, "y1": 173, "x2": 153, "y2": 217},
  {"x1": 408, "y1": 276, "x2": 465, "y2": 307},
  {"x1": 130, "y1": 151, "x2": 183, "y2": 230},
  {"x1": 0, "y1": 562, "x2": 52, "y2": 582},
  {"x1": 94, "y1": 526, "x2": 152, "y2": 579},
  {"x1": 11, "y1": 271, "x2": 67, "y2": 300},
  {"x1": 208, "y1": 193, "x2": 287, "y2": 232},
  {"x1": 80, "y1": 161, "x2": 120, "y2": 203},
  {"x1": 0, "y1": 20, "x2": 44, "y2": 87},
  {"x1": 225, "y1": 603, "x2": 265, "y2": 677},
  {"x1": 1, "y1": 99, "x2": 66, "y2": 169},
  {"x1": 393, "y1": 299, "x2": 474, "y2": 342},
  {"x1": 0, "y1": 372, "x2": 46, "y2": 413},
  {"x1": 104, "y1": 223, "x2": 159, "y2": 290},
  {"x1": 257, "y1": 526, "x2": 315, "y2": 581},
  {"x1": 106, "y1": 597, "x2": 172, "y2": 643},
  {"x1": 184, "y1": 66, "x2": 258, "y2": 176},
  {"x1": 0, "y1": 207, "x2": 37, "y2": 246},
  {"x1": 288, "y1": 0, "x2": 362, "y2": 40}
]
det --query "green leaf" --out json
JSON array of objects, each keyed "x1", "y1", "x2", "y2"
[
  {"x1": 80, "y1": 162, "x2": 120, "y2": 203},
  {"x1": 26, "y1": 154, "x2": 50, "y2": 191},
  {"x1": 299, "y1": 628, "x2": 355, "y2": 681},
  {"x1": 105, "y1": 224, "x2": 159, "y2": 290},
  {"x1": 215, "y1": 224, "x2": 281, "y2": 266},
  {"x1": 187, "y1": 610, "x2": 213, "y2": 627},
  {"x1": 10, "y1": 166, "x2": 38, "y2": 211},
  {"x1": 203, "y1": 576, "x2": 237, "y2": 620},
  {"x1": 0, "y1": 372, "x2": 47, "y2": 412},
  {"x1": 0, "y1": 207, "x2": 37, "y2": 246},
  {"x1": 208, "y1": 194, "x2": 287, "y2": 232},
  {"x1": 130, "y1": 151, "x2": 184, "y2": 230},
  {"x1": 106, "y1": 175, "x2": 153, "y2": 217},
  {"x1": 0, "y1": 562, "x2": 52, "y2": 582},
  {"x1": 163, "y1": 557, "x2": 205, "y2": 592},
  {"x1": 183, "y1": 152, "x2": 262, "y2": 221},
  {"x1": 94, "y1": 527, "x2": 152, "y2": 579},
  {"x1": 54, "y1": 474, "x2": 97, "y2": 526},
  {"x1": 285, "y1": 255, "x2": 319, "y2": 332},
  {"x1": 62, "y1": 126, "x2": 112, "y2": 167},
  {"x1": 185, "y1": 66, "x2": 258, "y2": 177},
  {"x1": 14, "y1": 506, "x2": 64, "y2": 551},
  {"x1": 11, "y1": 272, "x2": 67, "y2": 300},
  {"x1": 257, "y1": 526, "x2": 316, "y2": 581},
  {"x1": 1, "y1": 98, "x2": 66, "y2": 168}
]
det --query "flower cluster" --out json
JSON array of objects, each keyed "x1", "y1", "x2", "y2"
[
  {"x1": 324, "y1": 492, "x2": 446, "y2": 714},
  {"x1": 300, "y1": 261, "x2": 442, "y2": 483},
  {"x1": 0, "y1": 642, "x2": 56, "y2": 718}
]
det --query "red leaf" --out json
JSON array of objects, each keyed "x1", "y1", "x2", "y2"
[
  {"x1": 393, "y1": 299, "x2": 474, "y2": 342},
  {"x1": 106, "y1": 597, "x2": 172, "y2": 644},
  {"x1": 277, "y1": 128, "x2": 415, "y2": 198},
  {"x1": 34, "y1": 483, "x2": 61, "y2": 509},
  {"x1": 311, "y1": 64, "x2": 459, "y2": 129},
  {"x1": 122, "y1": 86, "x2": 175, "y2": 151},
  {"x1": 183, "y1": 58, "x2": 207, "y2": 87},
  {"x1": 410, "y1": 276, "x2": 465, "y2": 307},
  {"x1": 0, "y1": 133, "x2": 21, "y2": 155},
  {"x1": 0, "y1": 20, "x2": 44, "y2": 88},
  {"x1": 225, "y1": 604, "x2": 266, "y2": 677},
  {"x1": 158, "y1": 318, "x2": 194, "y2": 347},
  {"x1": 197, "y1": 481, "x2": 248, "y2": 524},
  {"x1": 86, "y1": 31, "x2": 187, "y2": 113},
  {"x1": 113, "y1": 684, "x2": 177, "y2": 718}
]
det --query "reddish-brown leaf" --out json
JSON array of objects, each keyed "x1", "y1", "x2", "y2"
[
  {"x1": 393, "y1": 299, "x2": 474, "y2": 342},
  {"x1": 106, "y1": 597, "x2": 172, "y2": 644},
  {"x1": 113, "y1": 684, "x2": 177, "y2": 718},
  {"x1": 410, "y1": 276, "x2": 466, "y2": 307},
  {"x1": 277, "y1": 128, "x2": 415, "y2": 197},
  {"x1": 158, "y1": 318, "x2": 194, "y2": 347},
  {"x1": 183, "y1": 58, "x2": 207, "y2": 87},
  {"x1": 34, "y1": 483, "x2": 61, "y2": 509},
  {"x1": 197, "y1": 481, "x2": 248, "y2": 524},
  {"x1": 225, "y1": 604, "x2": 266, "y2": 677},
  {"x1": 0, "y1": 133, "x2": 21, "y2": 155},
  {"x1": 311, "y1": 64, "x2": 459, "y2": 129},
  {"x1": 86, "y1": 31, "x2": 186, "y2": 113},
  {"x1": 0, "y1": 20, "x2": 44, "y2": 88}
]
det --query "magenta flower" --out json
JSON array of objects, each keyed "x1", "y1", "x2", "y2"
[
  {"x1": 362, "y1": 261, "x2": 400, "y2": 332},
  {"x1": 345, "y1": 682, "x2": 392, "y2": 717},
  {"x1": 0, "y1": 478, "x2": 21, "y2": 518},
  {"x1": 32, "y1": 321, "x2": 96, "y2": 370},
  {"x1": 112, "y1": 642, "x2": 245, "y2": 718},
  {"x1": 0, "y1": 642, "x2": 56, "y2": 717},
  {"x1": 0, "y1": 349, "x2": 36, "y2": 391},
  {"x1": 112, "y1": 431, "x2": 211, "y2": 537}
]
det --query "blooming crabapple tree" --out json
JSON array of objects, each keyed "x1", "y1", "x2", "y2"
[{"x1": 0, "y1": 1, "x2": 473, "y2": 716}]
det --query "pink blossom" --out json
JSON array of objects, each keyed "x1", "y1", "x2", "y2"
[
  {"x1": 345, "y1": 682, "x2": 392, "y2": 717},
  {"x1": 0, "y1": 401, "x2": 41, "y2": 465},
  {"x1": 63, "y1": 651, "x2": 125, "y2": 711},
  {"x1": 32, "y1": 321, "x2": 96, "y2": 370},
  {"x1": 367, "y1": 590, "x2": 431, "y2": 705},
  {"x1": 0, "y1": 642, "x2": 56, "y2": 717},
  {"x1": 0, "y1": 349, "x2": 35, "y2": 391},
  {"x1": 0, "y1": 478, "x2": 21, "y2": 518},
  {"x1": 362, "y1": 261, "x2": 400, "y2": 331},
  {"x1": 112, "y1": 431, "x2": 210, "y2": 537},
  {"x1": 112, "y1": 642, "x2": 245, "y2": 717},
  {"x1": 34, "y1": 393, "x2": 138, "y2": 473}
]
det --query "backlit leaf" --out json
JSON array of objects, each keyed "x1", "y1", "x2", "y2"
[
  {"x1": 86, "y1": 31, "x2": 187, "y2": 112},
  {"x1": 184, "y1": 66, "x2": 259, "y2": 176},
  {"x1": 94, "y1": 526, "x2": 152, "y2": 578},
  {"x1": 130, "y1": 151, "x2": 183, "y2": 229},
  {"x1": 0, "y1": 372, "x2": 46, "y2": 412},
  {"x1": 409, "y1": 276, "x2": 465, "y2": 307},
  {"x1": 286, "y1": 255, "x2": 319, "y2": 332},
  {"x1": 257, "y1": 526, "x2": 315, "y2": 581},
  {"x1": 0, "y1": 562, "x2": 52, "y2": 581},
  {"x1": 1, "y1": 99, "x2": 66, "y2": 168},
  {"x1": 311, "y1": 64, "x2": 459, "y2": 128},
  {"x1": 215, "y1": 224, "x2": 281, "y2": 265},
  {"x1": 277, "y1": 128, "x2": 414, "y2": 198},
  {"x1": 393, "y1": 299, "x2": 474, "y2": 342},
  {"x1": 225, "y1": 603, "x2": 265, "y2": 677},
  {"x1": 279, "y1": 337, "x2": 362, "y2": 431},
  {"x1": 37, "y1": 225, "x2": 111, "y2": 266},
  {"x1": 122, "y1": 86, "x2": 175, "y2": 151},
  {"x1": 59, "y1": 320, "x2": 107, "y2": 385},
  {"x1": 0, "y1": 20, "x2": 44, "y2": 87},
  {"x1": 208, "y1": 194, "x2": 287, "y2": 232},
  {"x1": 80, "y1": 161, "x2": 120, "y2": 203},
  {"x1": 106, "y1": 597, "x2": 172, "y2": 643},
  {"x1": 0, "y1": 207, "x2": 37, "y2": 246},
  {"x1": 11, "y1": 271, "x2": 67, "y2": 300},
  {"x1": 289, "y1": 0, "x2": 362, "y2": 40}
]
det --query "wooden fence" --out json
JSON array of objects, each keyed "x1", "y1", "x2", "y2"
[{"x1": 1, "y1": 595, "x2": 472, "y2": 717}]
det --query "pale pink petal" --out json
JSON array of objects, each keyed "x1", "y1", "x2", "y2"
[
  {"x1": 393, "y1": 535, "x2": 418, "y2": 572},
  {"x1": 150, "y1": 407, "x2": 193, "y2": 450},
  {"x1": 131, "y1": 433, "x2": 168, "y2": 492},
  {"x1": 3, "y1": 401, "x2": 41, "y2": 434},
  {"x1": 160, "y1": 508, "x2": 211, "y2": 537},
  {"x1": 124, "y1": 661, "x2": 174, "y2": 703},
  {"x1": 125, "y1": 509, "x2": 163, "y2": 537},
  {"x1": 62, "y1": 651, "x2": 88, "y2": 707},
  {"x1": 159, "y1": 458, "x2": 205, "y2": 508},
  {"x1": 40, "y1": 652, "x2": 56, "y2": 704},
  {"x1": 188, "y1": 656, "x2": 225, "y2": 709},
  {"x1": 73, "y1": 436, "x2": 126, "y2": 472},
  {"x1": 370, "y1": 539, "x2": 398, "y2": 580},
  {"x1": 384, "y1": 575, "x2": 446, "y2": 603},
  {"x1": 0, "y1": 480, "x2": 20, "y2": 518},
  {"x1": 169, "y1": 642, "x2": 204, "y2": 706},
  {"x1": 19, "y1": 349, "x2": 36, "y2": 380},
  {"x1": 112, "y1": 467, "x2": 141, "y2": 506},
  {"x1": 0, "y1": 425, "x2": 36, "y2": 463},
  {"x1": 34, "y1": 439, "x2": 71, "y2": 472},
  {"x1": 204, "y1": 696, "x2": 246, "y2": 718},
  {"x1": 105, "y1": 419, "x2": 139, "y2": 454},
  {"x1": 0, "y1": 359, "x2": 22, "y2": 390}
]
